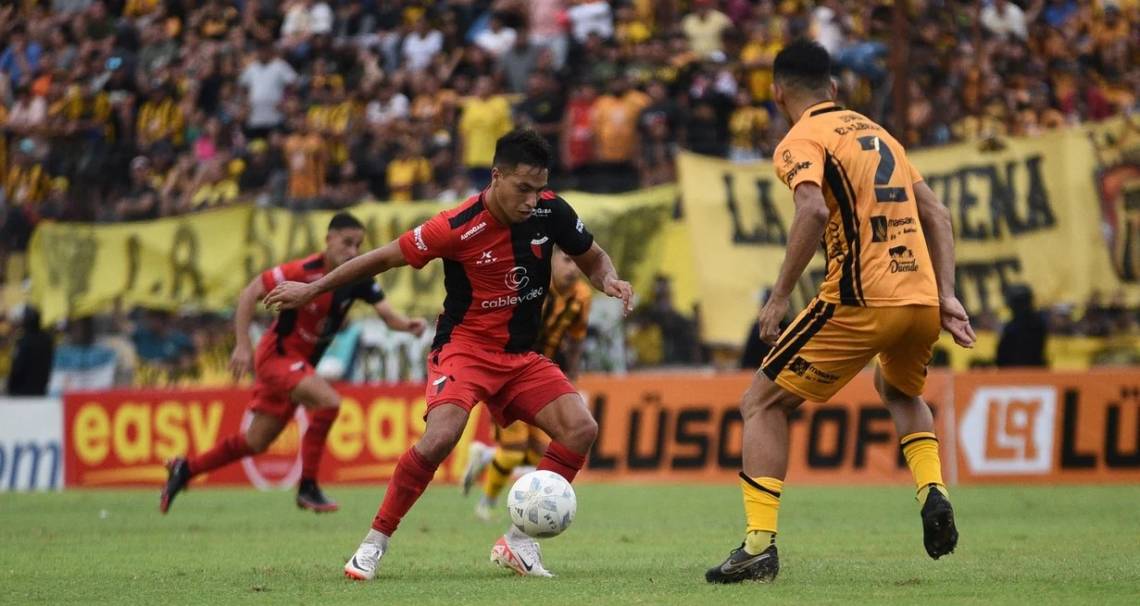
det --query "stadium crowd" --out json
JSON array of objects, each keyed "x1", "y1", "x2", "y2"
[{"x1": 1, "y1": 0, "x2": 1139, "y2": 392}]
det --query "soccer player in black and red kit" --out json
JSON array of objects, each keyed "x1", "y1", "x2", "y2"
[
  {"x1": 160, "y1": 212, "x2": 427, "y2": 514},
  {"x1": 265, "y1": 130, "x2": 635, "y2": 579}
]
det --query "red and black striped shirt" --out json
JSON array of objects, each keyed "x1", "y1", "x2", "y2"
[{"x1": 398, "y1": 190, "x2": 594, "y2": 353}]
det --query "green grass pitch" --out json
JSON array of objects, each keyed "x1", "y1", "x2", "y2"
[{"x1": 3, "y1": 484, "x2": 1139, "y2": 605}]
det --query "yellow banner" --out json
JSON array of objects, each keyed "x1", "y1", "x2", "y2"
[
  {"x1": 28, "y1": 186, "x2": 679, "y2": 324},
  {"x1": 681, "y1": 117, "x2": 1140, "y2": 344}
]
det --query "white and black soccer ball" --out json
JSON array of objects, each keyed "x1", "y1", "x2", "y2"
[{"x1": 507, "y1": 470, "x2": 577, "y2": 538}]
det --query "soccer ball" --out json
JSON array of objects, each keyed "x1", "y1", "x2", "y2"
[{"x1": 507, "y1": 470, "x2": 577, "y2": 538}]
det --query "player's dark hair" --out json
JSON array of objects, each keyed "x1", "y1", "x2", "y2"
[
  {"x1": 328, "y1": 212, "x2": 364, "y2": 232},
  {"x1": 492, "y1": 129, "x2": 552, "y2": 171},
  {"x1": 773, "y1": 39, "x2": 832, "y2": 92}
]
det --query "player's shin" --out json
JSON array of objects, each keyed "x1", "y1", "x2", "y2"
[
  {"x1": 186, "y1": 433, "x2": 254, "y2": 476},
  {"x1": 536, "y1": 441, "x2": 586, "y2": 483},
  {"x1": 900, "y1": 431, "x2": 947, "y2": 506},
  {"x1": 301, "y1": 407, "x2": 339, "y2": 481},
  {"x1": 740, "y1": 473, "x2": 782, "y2": 555},
  {"x1": 372, "y1": 447, "x2": 439, "y2": 536}
]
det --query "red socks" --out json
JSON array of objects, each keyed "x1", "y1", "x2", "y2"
[
  {"x1": 537, "y1": 441, "x2": 587, "y2": 483},
  {"x1": 301, "y1": 407, "x2": 339, "y2": 481},
  {"x1": 186, "y1": 434, "x2": 254, "y2": 476},
  {"x1": 372, "y1": 447, "x2": 439, "y2": 536}
]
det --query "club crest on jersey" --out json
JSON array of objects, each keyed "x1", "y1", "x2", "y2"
[{"x1": 530, "y1": 236, "x2": 549, "y2": 259}]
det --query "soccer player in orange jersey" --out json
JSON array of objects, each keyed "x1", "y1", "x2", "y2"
[{"x1": 705, "y1": 40, "x2": 976, "y2": 584}]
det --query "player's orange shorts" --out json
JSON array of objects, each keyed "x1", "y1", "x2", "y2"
[
  {"x1": 249, "y1": 349, "x2": 315, "y2": 421},
  {"x1": 760, "y1": 298, "x2": 940, "y2": 402},
  {"x1": 425, "y1": 344, "x2": 577, "y2": 427},
  {"x1": 494, "y1": 421, "x2": 549, "y2": 448}
]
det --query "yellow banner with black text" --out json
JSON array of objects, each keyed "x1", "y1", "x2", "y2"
[
  {"x1": 28, "y1": 186, "x2": 679, "y2": 324},
  {"x1": 680, "y1": 117, "x2": 1140, "y2": 344}
]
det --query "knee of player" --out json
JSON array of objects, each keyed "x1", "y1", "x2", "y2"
[
  {"x1": 565, "y1": 416, "x2": 598, "y2": 450},
  {"x1": 418, "y1": 424, "x2": 465, "y2": 461}
]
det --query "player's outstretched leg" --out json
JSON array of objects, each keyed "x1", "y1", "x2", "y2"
[
  {"x1": 161, "y1": 413, "x2": 284, "y2": 514},
  {"x1": 706, "y1": 374, "x2": 800, "y2": 583},
  {"x1": 345, "y1": 404, "x2": 468, "y2": 580},
  {"x1": 491, "y1": 393, "x2": 596, "y2": 578},
  {"x1": 876, "y1": 368, "x2": 958, "y2": 559}
]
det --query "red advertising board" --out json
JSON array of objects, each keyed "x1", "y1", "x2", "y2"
[{"x1": 63, "y1": 385, "x2": 493, "y2": 489}]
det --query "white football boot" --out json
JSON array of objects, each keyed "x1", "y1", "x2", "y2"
[
  {"x1": 490, "y1": 528, "x2": 553, "y2": 577},
  {"x1": 344, "y1": 540, "x2": 386, "y2": 581}
]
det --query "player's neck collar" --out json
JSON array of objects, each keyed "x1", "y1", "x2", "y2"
[{"x1": 804, "y1": 101, "x2": 843, "y2": 119}]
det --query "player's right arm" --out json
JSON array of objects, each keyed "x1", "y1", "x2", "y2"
[
  {"x1": 913, "y1": 179, "x2": 976, "y2": 348},
  {"x1": 229, "y1": 276, "x2": 266, "y2": 380},
  {"x1": 759, "y1": 182, "x2": 830, "y2": 344},
  {"x1": 265, "y1": 240, "x2": 411, "y2": 310},
  {"x1": 266, "y1": 212, "x2": 454, "y2": 310}
]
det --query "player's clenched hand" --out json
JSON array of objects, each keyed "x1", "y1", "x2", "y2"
[
  {"x1": 758, "y1": 295, "x2": 789, "y2": 345},
  {"x1": 406, "y1": 318, "x2": 429, "y2": 337},
  {"x1": 603, "y1": 275, "x2": 634, "y2": 315},
  {"x1": 264, "y1": 281, "x2": 317, "y2": 311},
  {"x1": 228, "y1": 343, "x2": 253, "y2": 381},
  {"x1": 939, "y1": 295, "x2": 976, "y2": 348}
]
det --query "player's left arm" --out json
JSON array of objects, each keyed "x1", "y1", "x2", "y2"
[
  {"x1": 265, "y1": 240, "x2": 411, "y2": 310},
  {"x1": 759, "y1": 183, "x2": 830, "y2": 345},
  {"x1": 373, "y1": 300, "x2": 428, "y2": 337},
  {"x1": 572, "y1": 243, "x2": 633, "y2": 315}
]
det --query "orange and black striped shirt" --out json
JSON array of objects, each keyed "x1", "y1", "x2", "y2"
[
  {"x1": 773, "y1": 101, "x2": 938, "y2": 307},
  {"x1": 535, "y1": 279, "x2": 592, "y2": 359}
]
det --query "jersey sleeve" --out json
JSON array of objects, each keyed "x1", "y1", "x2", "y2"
[
  {"x1": 549, "y1": 196, "x2": 594, "y2": 256},
  {"x1": 398, "y1": 212, "x2": 455, "y2": 269},
  {"x1": 259, "y1": 258, "x2": 307, "y2": 292},
  {"x1": 774, "y1": 138, "x2": 825, "y2": 191},
  {"x1": 906, "y1": 157, "x2": 924, "y2": 184},
  {"x1": 353, "y1": 280, "x2": 386, "y2": 304}
]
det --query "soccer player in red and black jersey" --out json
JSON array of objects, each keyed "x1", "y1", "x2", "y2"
[
  {"x1": 159, "y1": 213, "x2": 427, "y2": 514},
  {"x1": 266, "y1": 130, "x2": 635, "y2": 580}
]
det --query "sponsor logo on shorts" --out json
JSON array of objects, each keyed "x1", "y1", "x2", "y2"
[
  {"x1": 460, "y1": 221, "x2": 487, "y2": 241},
  {"x1": 481, "y1": 287, "x2": 545, "y2": 309},
  {"x1": 788, "y1": 356, "x2": 839, "y2": 384},
  {"x1": 888, "y1": 245, "x2": 919, "y2": 273},
  {"x1": 413, "y1": 225, "x2": 428, "y2": 251}
]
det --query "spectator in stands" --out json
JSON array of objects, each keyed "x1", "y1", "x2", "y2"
[
  {"x1": 637, "y1": 80, "x2": 678, "y2": 186},
  {"x1": 475, "y1": 13, "x2": 517, "y2": 59},
  {"x1": 7, "y1": 306, "x2": 53, "y2": 396},
  {"x1": 238, "y1": 42, "x2": 297, "y2": 138},
  {"x1": 498, "y1": 27, "x2": 539, "y2": 94},
  {"x1": 457, "y1": 75, "x2": 512, "y2": 188},
  {"x1": 681, "y1": 0, "x2": 732, "y2": 59},
  {"x1": 589, "y1": 74, "x2": 649, "y2": 192},
  {"x1": 515, "y1": 72, "x2": 564, "y2": 167},
  {"x1": 402, "y1": 14, "x2": 444, "y2": 74},
  {"x1": 631, "y1": 274, "x2": 700, "y2": 366},
  {"x1": 997, "y1": 284, "x2": 1048, "y2": 367},
  {"x1": 116, "y1": 156, "x2": 160, "y2": 221},
  {"x1": 727, "y1": 89, "x2": 771, "y2": 162},
  {"x1": 386, "y1": 137, "x2": 432, "y2": 202}
]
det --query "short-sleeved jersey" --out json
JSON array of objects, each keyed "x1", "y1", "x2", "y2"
[
  {"x1": 398, "y1": 190, "x2": 595, "y2": 353},
  {"x1": 535, "y1": 278, "x2": 592, "y2": 360},
  {"x1": 773, "y1": 101, "x2": 939, "y2": 307},
  {"x1": 258, "y1": 252, "x2": 385, "y2": 364}
]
